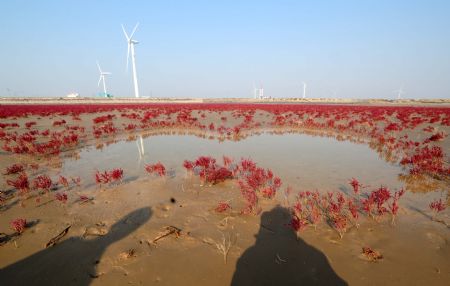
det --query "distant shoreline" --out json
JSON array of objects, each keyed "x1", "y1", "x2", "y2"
[{"x1": 0, "y1": 97, "x2": 449, "y2": 106}]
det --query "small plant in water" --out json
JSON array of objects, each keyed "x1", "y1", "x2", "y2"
[
  {"x1": 429, "y1": 198, "x2": 446, "y2": 220},
  {"x1": 145, "y1": 162, "x2": 166, "y2": 177}
]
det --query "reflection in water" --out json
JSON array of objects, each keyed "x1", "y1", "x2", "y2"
[{"x1": 16, "y1": 125, "x2": 445, "y2": 195}]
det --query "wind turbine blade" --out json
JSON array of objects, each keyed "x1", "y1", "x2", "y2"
[
  {"x1": 121, "y1": 24, "x2": 130, "y2": 41},
  {"x1": 96, "y1": 61, "x2": 102, "y2": 73},
  {"x1": 98, "y1": 76, "x2": 102, "y2": 87},
  {"x1": 129, "y1": 23, "x2": 139, "y2": 39}
]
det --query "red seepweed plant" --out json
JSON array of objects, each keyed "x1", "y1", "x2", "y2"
[
  {"x1": 7, "y1": 173, "x2": 30, "y2": 194},
  {"x1": 10, "y1": 218, "x2": 27, "y2": 234},
  {"x1": 215, "y1": 201, "x2": 232, "y2": 213},
  {"x1": 290, "y1": 181, "x2": 406, "y2": 239},
  {"x1": 429, "y1": 198, "x2": 447, "y2": 220},
  {"x1": 55, "y1": 192, "x2": 68, "y2": 203},
  {"x1": 95, "y1": 168, "x2": 124, "y2": 186},
  {"x1": 58, "y1": 175, "x2": 69, "y2": 188},
  {"x1": 4, "y1": 164, "x2": 25, "y2": 175},
  {"x1": 32, "y1": 175, "x2": 52, "y2": 192},
  {"x1": 145, "y1": 162, "x2": 166, "y2": 177}
]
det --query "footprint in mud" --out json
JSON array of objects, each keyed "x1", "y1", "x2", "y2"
[{"x1": 425, "y1": 232, "x2": 448, "y2": 249}]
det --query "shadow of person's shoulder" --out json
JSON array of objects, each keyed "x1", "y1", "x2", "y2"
[
  {"x1": 231, "y1": 206, "x2": 347, "y2": 286},
  {"x1": 0, "y1": 207, "x2": 152, "y2": 286}
]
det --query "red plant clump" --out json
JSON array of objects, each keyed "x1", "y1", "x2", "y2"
[
  {"x1": 32, "y1": 175, "x2": 52, "y2": 191},
  {"x1": 25, "y1": 121, "x2": 37, "y2": 128},
  {"x1": 93, "y1": 114, "x2": 115, "y2": 124},
  {"x1": 349, "y1": 178, "x2": 362, "y2": 194},
  {"x1": 55, "y1": 192, "x2": 68, "y2": 203},
  {"x1": 95, "y1": 168, "x2": 123, "y2": 185},
  {"x1": 183, "y1": 160, "x2": 194, "y2": 171},
  {"x1": 290, "y1": 181, "x2": 405, "y2": 239},
  {"x1": 145, "y1": 162, "x2": 166, "y2": 177},
  {"x1": 424, "y1": 132, "x2": 445, "y2": 143},
  {"x1": 110, "y1": 168, "x2": 124, "y2": 182},
  {"x1": 7, "y1": 173, "x2": 30, "y2": 193},
  {"x1": 389, "y1": 189, "x2": 405, "y2": 224},
  {"x1": 215, "y1": 202, "x2": 231, "y2": 213},
  {"x1": 58, "y1": 175, "x2": 69, "y2": 188},
  {"x1": 429, "y1": 199, "x2": 446, "y2": 218},
  {"x1": 10, "y1": 218, "x2": 27, "y2": 234},
  {"x1": 4, "y1": 164, "x2": 25, "y2": 175}
]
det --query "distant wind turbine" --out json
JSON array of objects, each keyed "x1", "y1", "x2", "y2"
[
  {"x1": 394, "y1": 86, "x2": 405, "y2": 99},
  {"x1": 122, "y1": 23, "x2": 140, "y2": 98},
  {"x1": 96, "y1": 61, "x2": 111, "y2": 97},
  {"x1": 302, "y1": 82, "x2": 307, "y2": 99}
]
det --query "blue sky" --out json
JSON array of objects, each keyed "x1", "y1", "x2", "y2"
[{"x1": 1, "y1": 0, "x2": 449, "y2": 98}]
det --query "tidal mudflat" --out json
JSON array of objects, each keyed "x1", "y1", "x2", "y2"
[{"x1": 0, "y1": 103, "x2": 448, "y2": 285}]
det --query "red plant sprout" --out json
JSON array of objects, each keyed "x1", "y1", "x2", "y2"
[
  {"x1": 349, "y1": 178, "x2": 362, "y2": 194},
  {"x1": 71, "y1": 176, "x2": 81, "y2": 187},
  {"x1": 4, "y1": 164, "x2": 25, "y2": 175},
  {"x1": 145, "y1": 162, "x2": 166, "y2": 177},
  {"x1": 389, "y1": 188, "x2": 405, "y2": 225},
  {"x1": 183, "y1": 160, "x2": 194, "y2": 173},
  {"x1": 429, "y1": 198, "x2": 447, "y2": 220},
  {"x1": 77, "y1": 195, "x2": 93, "y2": 204},
  {"x1": 10, "y1": 218, "x2": 27, "y2": 234},
  {"x1": 347, "y1": 199, "x2": 360, "y2": 227},
  {"x1": 55, "y1": 192, "x2": 68, "y2": 204},
  {"x1": 95, "y1": 170, "x2": 110, "y2": 185},
  {"x1": 215, "y1": 201, "x2": 231, "y2": 213},
  {"x1": 58, "y1": 175, "x2": 69, "y2": 188},
  {"x1": 332, "y1": 214, "x2": 348, "y2": 239},
  {"x1": 223, "y1": 156, "x2": 233, "y2": 168}
]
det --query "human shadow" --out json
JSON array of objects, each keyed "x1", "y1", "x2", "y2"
[
  {"x1": 231, "y1": 206, "x2": 347, "y2": 286},
  {"x1": 0, "y1": 207, "x2": 152, "y2": 286}
]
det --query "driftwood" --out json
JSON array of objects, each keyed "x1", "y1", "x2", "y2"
[
  {"x1": 45, "y1": 225, "x2": 71, "y2": 248},
  {"x1": 151, "y1": 226, "x2": 183, "y2": 244}
]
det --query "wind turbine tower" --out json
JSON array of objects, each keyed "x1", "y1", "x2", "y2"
[
  {"x1": 122, "y1": 23, "x2": 140, "y2": 98},
  {"x1": 97, "y1": 61, "x2": 111, "y2": 97},
  {"x1": 302, "y1": 82, "x2": 307, "y2": 99}
]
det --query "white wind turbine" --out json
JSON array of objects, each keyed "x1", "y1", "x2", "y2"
[
  {"x1": 394, "y1": 85, "x2": 405, "y2": 99},
  {"x1": 302, "y1": 82, "x2": 307, "y2": 99},
  {"x1": 97, "y1": 61, "x2": 111, "y2": 97},
  {"x1": 122, "y1": 23, "x2": 140, "y2": 98}
]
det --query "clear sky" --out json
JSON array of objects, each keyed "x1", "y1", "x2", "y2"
[{"x1": 1, "y1": 0, "x2": 449, "y2": 99}]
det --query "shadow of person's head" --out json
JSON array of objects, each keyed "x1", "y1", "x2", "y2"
[
  {"x1": 99, "y1": 207, "x2": 152, "y2": 243},
  {"x1": 232, "y1": 205, "x2": 347, "y2": 286}
]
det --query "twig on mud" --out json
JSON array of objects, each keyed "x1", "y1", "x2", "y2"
[
  {"x1": 151, "y1": 226, "x2": 183, "y2": 244},
  {"x1": 202, "y1": 231, "x2": 237, "y2": 264},
  {"x1": 45, "y1": 225, "x2": 71, "y2": 248}
]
